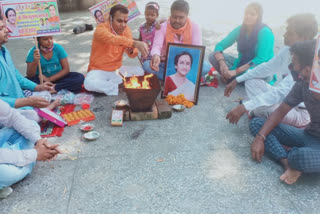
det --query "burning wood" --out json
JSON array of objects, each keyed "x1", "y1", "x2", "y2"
[{"x1": 116, "y1": 70, "x2": 154, "y2": 89}]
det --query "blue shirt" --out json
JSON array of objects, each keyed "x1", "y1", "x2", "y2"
[
  {"x1": 26, "y1": 43, "x2": 68, "y2": 77},
  {"x1": 0, "y1": 46, "x2": 36, "y2": 108}
]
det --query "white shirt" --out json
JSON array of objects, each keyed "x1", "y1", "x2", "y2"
[
  {"x1": 234, "y1": 46, "x2": 300, "y2": 111},
  {"x1": 244, "y1": 75, "x2": 295, "y2": 111},
  {"x1": 0, "y1": 100, "x2": 40, "y2": 166},
  {"x1": 236, "y1": 46, "x2": 291, "y2": 83}
]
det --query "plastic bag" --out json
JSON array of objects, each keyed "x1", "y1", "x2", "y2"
[
  {"x1": 74, "y1": 93, "x2": 94, "y2": 105},
  {"x1": 52, "y1": 90, "x2": 75, "y2": 105},
  {"x1": 32, "y1": 90, "x2": 52, "y2": 101}
]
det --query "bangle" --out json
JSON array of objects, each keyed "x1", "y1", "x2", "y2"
[
  {"x1": 236, "y1": 68, "x2": 241, "y2": 74},
  {"x1": 257, "y1": 132, "x2": 266, "y2": 140}
]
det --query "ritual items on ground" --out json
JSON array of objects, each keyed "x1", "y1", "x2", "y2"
[
  {"x1": 114, "y1": 100, "x2": 129, "y2": 109},
  {"x1": 62, "y1": 109, "x2": 95, "y2": 126},
  {"x1": 162, "y1": 43, "x2": 205, "y2": 104},
  {"x1": 111, "y1": 110, "x2": 124, "y2": 126},
  {"x1": 80, "y1": 123, "x2": 95, "y2": 132},
  {"x1": 52, "y1": 90, "x2": 75, "y2": 105},
  {"x1": 40, "y1": 120, "x2": 64, "y2": 137},
  {"x1": 74, "y1": 93, "x2": 94, "y2": 105},
  {"x1": 82, "y1": 104, "x2": 90, "y2": 109},
  {"x1": 164, "y1": 94, "x2": 194, "y2": 108},
  {"x1": 172, "y1": 104, "x2": 185, "y2": 112},
  {"x1": 83, "y1": 131, "x2": 100, "y2": 141},
  {"x1": 200, "y1": 67, "x2": 219, "y2": 88},
  {"x1": 36, "y1": 108, "x2": 67, "y2": 127},
  {"x1": 40, "y1": 104, "x2": 76, "y2": 137}
]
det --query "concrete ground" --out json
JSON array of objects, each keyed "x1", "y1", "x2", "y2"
[{"x1": 1, "y1": 9, "x2": 320, "y2": 214}]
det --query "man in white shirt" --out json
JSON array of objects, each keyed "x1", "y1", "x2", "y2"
[
  {"x1": 224, "y1": 14, "x2": 318, "y2": 127},
  {"x1": 0, "y1": 100, "x2": 61, "y2": 199}
]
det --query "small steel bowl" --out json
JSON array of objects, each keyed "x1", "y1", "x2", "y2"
[
  {"x1": 83, "y1": 131, "x2": 100, "y2": 141},
  {"x1": 172, "y1": 104, "x2": 186, "y2": 112}
]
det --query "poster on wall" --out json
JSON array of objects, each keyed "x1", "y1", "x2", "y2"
[
  {"x1": 89, "y1": 0, "x2": 140, "y2": 24},
  {"x1": 1, "y1": 0, "x2": 61, "y2": 39},
  {"x1": 309, "y1": 35, "x2": 320, "y2": 93}
]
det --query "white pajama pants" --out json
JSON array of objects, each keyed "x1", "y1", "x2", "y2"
[
  {"x1": 84, "y1": 66, "x2": 144, "y2": 96},
  {"x1": 245, "y1": 79, "x2": 310, "y2": 128}
]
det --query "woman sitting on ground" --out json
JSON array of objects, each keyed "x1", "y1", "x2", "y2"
[
  {"x1": 209, "y1": 2, "x2": 275, "y2": 83},
  {"x1": 26, "y1": 36, "x2": 84, "y2": 93}
]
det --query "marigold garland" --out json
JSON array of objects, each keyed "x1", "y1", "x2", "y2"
[{"x1": 164, "y1": 94, "x2": 194, "y2": 108}]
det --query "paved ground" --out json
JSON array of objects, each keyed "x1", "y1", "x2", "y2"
[{"x1": 1, "y1": 8, "x2": 320, "y2": 214}]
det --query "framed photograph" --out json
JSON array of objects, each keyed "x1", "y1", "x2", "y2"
[
  {"x1": 162, "y1": 43, "x2": 205, "y2": 104},
  {"x1": 309, "y1": 35, "x2": 320, "y2": 93}
]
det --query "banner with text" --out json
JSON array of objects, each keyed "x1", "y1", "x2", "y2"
[
  {"x1": 89, "y1": 0, "x2": 140, "y2": 24},
  {"x1": 1, "y1": 0, "x2": 61, "y2": 39},
  {"x1": 309, "y1": 35, "x2": 320, "y2": 93}
]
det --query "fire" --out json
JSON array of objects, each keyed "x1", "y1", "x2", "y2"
[
  {"x1": 141, "y1": 74, "x2": 153, "y2": 89},
  {"x1": 125, "y1": 76, "x2": 141, "y2": 88},
  {"x1": 116, "y1": 70, "x2": 154, "y2": 89}
]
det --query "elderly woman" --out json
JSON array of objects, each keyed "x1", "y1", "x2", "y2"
[
  {"x1": 26, "y1": 36, "x2": 84, "y2": 93},
  {"x1": 164, "y1": 51, "x2": 195, "y2": 101},
  {"x1": 209, "y1": 2, "x2": 275, "y2": 83}
]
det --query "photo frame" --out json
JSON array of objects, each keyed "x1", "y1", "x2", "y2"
[
  {"x1": 162, "y1": 43, "x2": 205, "y2": 104},
  {"x1": 309, "y1": 35, "x2": 320, "y2": 93}
]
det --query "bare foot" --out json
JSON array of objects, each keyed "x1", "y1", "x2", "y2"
[
  {"x1": 46, "y1": 99, "x2": 60, "y2": 110},
  {"x1": 280, "y1": 158, "x2": 290, "y2": 170},
  {"x1": 280, "y1": 167, "x2": 302, "y2": 185}
]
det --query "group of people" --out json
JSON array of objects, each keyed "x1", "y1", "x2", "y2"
[{"x1": 0, "y1": 0, "x2": 319, "y2": 199}]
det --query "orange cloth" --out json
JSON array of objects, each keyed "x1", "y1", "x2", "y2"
[
  {"x1": 165, "y1": 18, "x2": 192, "y2": 48},
  {"x1": 48, "y1": 16, "x2": 59, "y2": 22},
  {"x1": 88, "y1": 21, "x2": 138, "y2": 72}
]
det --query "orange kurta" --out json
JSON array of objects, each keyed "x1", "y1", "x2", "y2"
[{"x1": 88, "y1": 21, "x2": 138, "y2": 72}]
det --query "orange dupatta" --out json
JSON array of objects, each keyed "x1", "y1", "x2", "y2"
[{"x1": 165, "y1": 18, "x2": 192, "y2": 49}]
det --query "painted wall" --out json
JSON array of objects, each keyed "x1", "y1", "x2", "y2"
[{"x1": 57, "y1": 0, "x2": 101, "y2": 11}]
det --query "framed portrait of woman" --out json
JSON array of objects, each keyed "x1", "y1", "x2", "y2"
[
  {"x1": 309, "y1": 35, "x2": 320, "y2": 93},
  {"x1": 162, "y1": 43, "x2": 205, "y2": 104}
]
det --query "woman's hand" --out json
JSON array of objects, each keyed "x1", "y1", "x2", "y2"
[
  {"x1": 33, "y1": 49, "x2": 41, "y2": 62},
  {"x1": 35, "y1": 82, "x2": 55, "y2": 91},
  {"x1": 39, "y1": 74, "x2": 51, "y2": 83}
]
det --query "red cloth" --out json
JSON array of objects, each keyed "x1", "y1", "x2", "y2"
[
  {"x1": 200, "y1": 67, "x2": 219, "y2": 88},
  {"x1": 164, "y1": 76, "x2": 177, "y2": 96},
  {"x1": 40, "y1": 104, "x2": 76, "y2": 137}
]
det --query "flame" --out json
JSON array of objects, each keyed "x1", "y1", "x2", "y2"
[
  {"x1": 141, "y1": 74, "x2": 154, "y2": 89},
  {"x1": 116, "y1": 70, "x2": 154, "y2": 89},
  {"x1": 125, "y1": 76, "x2": 142, "y2": 88}
]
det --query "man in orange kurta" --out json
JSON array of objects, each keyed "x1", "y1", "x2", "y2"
[{"x1": 84, "y1": 4, "x2": 148, "y2": 95}]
